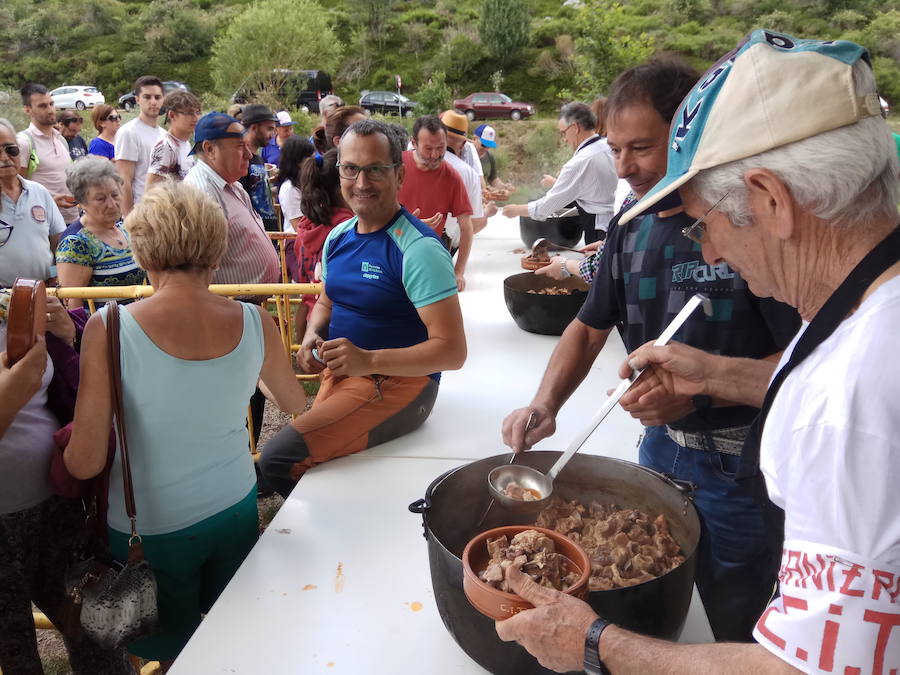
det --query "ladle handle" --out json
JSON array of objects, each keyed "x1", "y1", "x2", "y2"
[{"x1": 545, "y1": 293, "x2": 710, "y2": 482}]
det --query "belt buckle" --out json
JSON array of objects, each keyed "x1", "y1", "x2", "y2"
[{"x1": 667, "y1": 427, "x2": 688, "y2": 448}]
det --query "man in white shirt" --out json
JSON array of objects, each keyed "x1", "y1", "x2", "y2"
[
  {"x1": 503, "y1": 102, "x2": 617, "y2": 244},
  {"x1": 115, "y1": 75, "x2": 165, "y2": 215},
  {"x1": 16, "y1": 83, "x2": 77, "y2": 224}
]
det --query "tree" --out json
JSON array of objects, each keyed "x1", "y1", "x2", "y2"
[
  {"x1": 349, "y1": 0, "x2": 396, "y2": 48},
  {"x1": 210, "y1": 0, "x2": 343, "y2": 97},
  {"x1": 479, "y1": 0, "x2": 530, "y2": 63},
  {"x1": 572, "y1": 0, "x2": 654, "y2": 98},
  {"x1": 141, "y1": 0, "x2": 216, "y2": 63},
  {"x1": 414, "y1": 70, "x2": 452, "y2": 115}
]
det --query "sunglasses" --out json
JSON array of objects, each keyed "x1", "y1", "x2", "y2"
[
  {"x1": 102, "y1": 114, "x2": 121, "y2": 122},
  {"x1": 0, "y1": 144, "x2": 20, "y2": 157},
  {"x1": 0, "y1": 220, "x2": 12, "y2": 248}
]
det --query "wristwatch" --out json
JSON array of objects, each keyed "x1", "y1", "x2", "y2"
[
  {"x1": 584, "y1": 618, "x2": 612, "y2": 675},
  {"x1": 558, "y1": 258, "x2": 572, "y2": 278}
]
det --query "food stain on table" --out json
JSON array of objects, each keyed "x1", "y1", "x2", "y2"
[
  {"x1": 327, "y1": 662, "x2": 335, "y2": 668},
  {"x1": 334, "y1": 562, "x2": 345, "y2": 592},
  {"x1": 302, "y1": 584, "x2": 317, "y2": 591},
  {"x1": 403, "y1": 600, "x2": 424, "y2": 612},
  {"x1": 274, "y1": 528, "x2": 292, "y2": 534}
]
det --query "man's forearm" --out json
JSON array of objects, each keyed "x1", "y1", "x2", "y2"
[
  {"x1": 601, "y1": 626, "x2": 800, "y2": 675},
  {"x1": 304, "y1": 300, "x2": 331, "y2": 341},
  {"x1": 533, "y1": 320, "x2": 610, "y2": 415},
  {"x1": 454, "y1": 216, "x2": 473, "y2": 275},
  {"x1": 367, "y1": 336, "x2": 466, "y2": 376},
  {"x1": 120, "y1": 183, "x2": 134, "y2": 216},
  {"x1": 706, "y1": 354, "x2": 778, "y2": 409}
]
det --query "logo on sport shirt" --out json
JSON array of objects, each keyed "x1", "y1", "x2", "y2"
[
  {"x1": 361, "y1": 261, "x2": 383, "y2": 280},
  {"x1": 671, "y1": 261, "x2": 734, "y2": 284}
]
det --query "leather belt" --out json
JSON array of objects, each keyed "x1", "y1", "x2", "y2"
[{"x1": 665, "y1": 424, "x2": 750, "y2": 457}]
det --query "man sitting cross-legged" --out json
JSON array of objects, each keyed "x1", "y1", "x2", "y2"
[{"x1": 258, "y1": 119, "x2": 467, "y2": 498}]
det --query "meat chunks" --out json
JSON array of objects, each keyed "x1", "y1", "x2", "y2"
[
  {"x1": 534, "y1": 497, "x2": 684, "y2": 591},
  {"x1": 502, "y1": 481, "x2": 541, "y2": 501},
  {"x1": 478, "y1": 529, "x2": 579, "y2": 593}
]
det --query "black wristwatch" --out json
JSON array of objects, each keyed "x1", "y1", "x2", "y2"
[
  {"x1": 584, "y1": 617, "x2": 612, "y2": 675},
  {"x1": 692, "y1": 394, "x2": 712, "y2": 411}
]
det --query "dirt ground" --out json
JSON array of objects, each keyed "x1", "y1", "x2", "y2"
[{"x1": 35, "y1": 398, "x2": 306, "y2": 674}]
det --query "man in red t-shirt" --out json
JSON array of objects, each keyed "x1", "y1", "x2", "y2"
[{"x1": 399, "y1": 115, "x2": 473, "y2": 291}]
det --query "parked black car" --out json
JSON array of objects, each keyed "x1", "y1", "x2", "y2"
[
  {"x1": 359, "y1": 90, "x2": 418, "y2": 117},
  {"x1": 231, "y1": 70, "x2": 333, "y2": 113},
  {"x1": 118, "y1": 80, "x2": 190, "y2": 111}
]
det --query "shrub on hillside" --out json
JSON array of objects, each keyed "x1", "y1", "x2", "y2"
[{"x1": 414, "y1": 71, "x2": 452, "y2": 115}]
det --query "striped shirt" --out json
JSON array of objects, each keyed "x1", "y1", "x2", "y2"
[{"x1": 184, "y1": 159, "x2": 280, "y2": 286}]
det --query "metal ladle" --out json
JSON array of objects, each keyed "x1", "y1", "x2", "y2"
[
  {"x1": 487, "y1": 293, "x2": 714, "y2": 512},
  {"x1": 531, "y1": 237, "x2": 583, "y2": 258}
]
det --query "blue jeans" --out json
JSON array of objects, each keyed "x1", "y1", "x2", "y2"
[{"x1": 639, "y1": 425, "x2": 781, "y2": 642}]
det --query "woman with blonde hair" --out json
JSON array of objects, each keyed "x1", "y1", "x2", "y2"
[
  {"x1": 64, "y1": 181, "x2": 305, "y2": 670},
  {"x1": 88, "y1": 103, "x2": 121, "y2": 161}
]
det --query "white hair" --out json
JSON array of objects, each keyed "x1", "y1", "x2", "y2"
[
  {"x1": 0, "y1": 118, "x2": 16, "y2": 139},
  {"x1": 692, "y1": 60, "x2": 900, "y2": 229}
]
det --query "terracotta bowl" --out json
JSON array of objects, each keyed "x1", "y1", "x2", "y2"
[
  {"x1": 461, "y1": 525, "x2": 591, "y2": 621},
  {"x1": 520, "y1": 254, "x2": 550, "y2": 271}
]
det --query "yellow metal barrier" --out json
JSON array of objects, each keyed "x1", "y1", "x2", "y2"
[{"x1": 50, "y1": 283, "x2": 324, "y2": 458}]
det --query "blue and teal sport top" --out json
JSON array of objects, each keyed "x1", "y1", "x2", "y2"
[{"x1": 321, "y1": 207, "x2": 457, "y2": 380}]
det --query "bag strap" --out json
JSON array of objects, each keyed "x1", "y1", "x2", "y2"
[
  {"x1": 106, "y1": 302, "x2": 139, "y2": 542},
  {"x1": 738, "y1": 225, "x2": 900, "y2": 493}
]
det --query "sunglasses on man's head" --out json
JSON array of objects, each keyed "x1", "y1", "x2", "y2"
[{"x1": 0, "y1": 144, "x2": 20, "y2": 157}]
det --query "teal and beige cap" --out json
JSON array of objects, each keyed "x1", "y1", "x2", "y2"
[{"x1": 619, "y1": 30, "x2": 884, "y2": 225}]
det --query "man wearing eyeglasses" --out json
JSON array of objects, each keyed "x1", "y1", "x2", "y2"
[
  {"x1": 502, "y1": 101, "x2": 617, "y2": 244},
  {"x1": 502, "y1": 60, "x2": 800, "y2": 645},
  {"x1": 257, "y1": 119, "x2": 467, "y2": 499},
  {"x1": 0, "y1": 119, "x2": 66, "y2": 286}
]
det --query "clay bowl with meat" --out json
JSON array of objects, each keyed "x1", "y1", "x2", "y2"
[
  {"x1": 461, "y1": 525, "x2": 591, "y2": 621},
  {"x1": 503, "y1": 272, "x2": 589, "y2": 336}
]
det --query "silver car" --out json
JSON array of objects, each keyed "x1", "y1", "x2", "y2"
[{"x1": 50, "y1": 85, "x2": 106, "y2": 110}]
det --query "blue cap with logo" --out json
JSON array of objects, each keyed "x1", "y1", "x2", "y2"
[
  {"x1": 189, "y1": 112, "x2": 243, "y2": 155},
  {"x1": 474, "y1": 124, "x2": 497, "y2": 148},
  {"x1": 620, "y1": 30, "x2": 881, "y2": 225}
]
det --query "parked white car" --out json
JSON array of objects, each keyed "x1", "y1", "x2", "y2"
[{"x1": 50, "y1": 85, "x2": 105, "y2": 110}]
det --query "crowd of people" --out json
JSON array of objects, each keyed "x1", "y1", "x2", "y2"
[{"x1": 1, "y1": 26, "x2": 899, "y2": 675}]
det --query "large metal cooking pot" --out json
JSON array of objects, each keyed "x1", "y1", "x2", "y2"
[
  {"x1": 409, "y1": 452, "x2": 699, "y2": 675},
  {"x1": 504, "y1": 272, "x2": 589, "y2": 336},
  {"x1": 519, "y1": 214, "x2": 582, "y2": 249}
]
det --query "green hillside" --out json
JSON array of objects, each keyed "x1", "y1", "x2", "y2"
[{"x1": 2, "y1": 0, "x2": 900, "y2": 109}]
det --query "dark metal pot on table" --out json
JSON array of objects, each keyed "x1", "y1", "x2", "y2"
[
  {"x1": 409, "y1": 452, "x2": 700, "y2": 675},
  {"x1": 503, "y1": 272, "x2": 589, "y2": 336},
  {"x1": 519, "y1": 209, "x2": 583, "y2": 250}
]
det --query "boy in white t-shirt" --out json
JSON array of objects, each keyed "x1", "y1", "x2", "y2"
[
  {"x1": 146, "y1": 89, "x2": 201, "y2": 187},
  {"x1": 115, "y1": 75, "x2": 165, "y2": 215}
]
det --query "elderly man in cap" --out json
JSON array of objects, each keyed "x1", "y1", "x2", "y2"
[
  {"x1": 239, "y1": 103, "x2": 280, "y2": 231},
  {"x1": 184, "y1": 112, "x2": 280, "y2": 288},
  {"x1": 261, "y1": 110, "x2": 296, "y2": 166},
  {"x1": 495, "y1": 31, "x2": 900, "y2": 675},
  {"x1": 58, "y1": 110, "x2": 87, "y2": 161}
]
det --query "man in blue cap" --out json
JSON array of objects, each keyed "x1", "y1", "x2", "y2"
[{"x1": 495, "y1": 31, "x2": 899, "y2": 675}]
